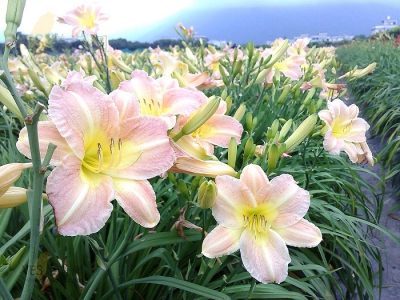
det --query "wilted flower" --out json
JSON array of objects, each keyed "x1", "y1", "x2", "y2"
[
  {"x1": 202, "y1": 164, "x2": 322, "y2": 283},
  {"x1": 17, "y1": 77, "x2": 175, "y2": 236}
]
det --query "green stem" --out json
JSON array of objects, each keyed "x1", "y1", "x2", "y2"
[
  {"x1": 81, "y1": 220, "x2": 135, "y2": 300},
  {"x1": 107, "y1": 269, "x2": 123, "y2": 300},
  {"x1": 0, "y1": 276, "x2": 14, "y2": 300},
  {"x1": 20, "y1": 104, "x2": 48, "y2": 300},
  {"x1": 0, "y1": 47, "x2": 28, "y2": 118}
]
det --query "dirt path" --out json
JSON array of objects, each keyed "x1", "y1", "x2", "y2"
[
  {"x1": 345, "y1": 93, "x2": 400, "y2": 299},
  {"x1": 365, "y1": 131, "x2": 400, "y2": 299}
]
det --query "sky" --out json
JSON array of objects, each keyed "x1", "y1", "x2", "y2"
[{"x1": 0, "y1": 0, "x2": 399, "y2": 44}]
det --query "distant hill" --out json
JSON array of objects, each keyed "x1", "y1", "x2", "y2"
[{"x1": 112, "y1": 3, "x2": 399, "y2": 45}]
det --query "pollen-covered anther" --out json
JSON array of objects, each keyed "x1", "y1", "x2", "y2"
[{"x1": 97, "y1": 143, "x2": 103, "y2": 171}]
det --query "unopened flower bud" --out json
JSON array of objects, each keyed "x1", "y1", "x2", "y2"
[
  {"x1": 0, "y1": 187, "x2": 27, "y2": 208},
  {"x1": 0, "y1": 83, "x2": 23, "y2": 120},
  {"x1": 267, "y1": 143, "x2": 279, "y2": 174},
  {"x1": 110, "y1": 70, "x2": 125, "y2": 90},
  {"x1": 276, "y1": 84, "x2": 291, "y2": 104},
  {"x1": 111, "y1": 57, "x2": 133, "y2": 74},
  {"x1": 174, "y1": 96, "x2": 220, "y2": 142},
  {"x1": 284, "y1": 114, "x2": 318, "y2": 153},
  {"x1": 244, "y1": 138, "x2": 255, "y2": 158},
  {"x1": 279, "y1": 119, "x2": 293, "y2": 142},
  {"x1": 27, "y1": 69, "x2": 47, "y2": 96},
  {"x1": 233, "y1": 103, "x2": 246, "y2": 122},
  {"x1": 228, "y1": 137, "x2": 237, "y2": 168},
  {"x1": 8, "y1": 246, "x2": 26, "y2": 271},
  {"x1": 224, "y1": 95, "x2": 232, "y2": 115},
  {"x1": 339, "y1": 62, "x2": 376, "y2": 80},
  {"x1": 0, "y1": 163, "x2": 32, "y2": 196},
  {"x1": 265, "y1": 39, "x2": 289, "y2": 68},
  {"x1": 197, "y1": 180, "x2": 218, "y2": 209},
  {"x1": 4, "y1": 0, "x2": 26, "y2": 46},
  {"x1": 177, "y1": 180, "x2": 190, "y2": 201}
]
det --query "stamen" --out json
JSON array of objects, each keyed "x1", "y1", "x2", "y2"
[
  {"x1": 108, "y1": 138, "x2": 115, "y2": 168},
  {"x1": 97, "y1": 143, "x2": 103, "y2": 172},
  {"x1": 115, "y1": 138, "x2": 123, "y2": 167}
]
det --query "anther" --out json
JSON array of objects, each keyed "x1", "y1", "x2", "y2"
[{"x1": 110, "y1": 138, "x2": 115, "y2": 154}]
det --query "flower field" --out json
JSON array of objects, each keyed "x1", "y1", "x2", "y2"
[{"x1": 0, "y1": 3, "x2": 399, "y2": 300}]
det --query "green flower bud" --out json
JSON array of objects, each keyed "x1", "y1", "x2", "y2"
[
  {"x1": 243, "y1": 138, "x2": 254, "y2": 158},
  {"x1": 233, "y1": 103, "x2": 246, "y2": 122},
  {"x1": 228, "y1": 137, "x2": 237, "y2": 168},
  {"x1": 4, "y1": 0, "x2": 26, "y2": 45},
  {"x1": 224, "y1": 95, "x2": 232, "y2": 115},
  {"x1": 110, "y1": 70, "x2": 125, "y2": 90},
  {"x1": 27, "y1": 69, "x2": 47, "y2": 96},
  {"x1": 279, "y1": 119, "x2": 293, "y2": 142},
  {"x1": 0, "y1": 82, "x2": 24, "y2": 120},
  {"x1": 284, "y1": 114, "x2": 318, "y2": 153},
  {"x1": 267, "y1": 143, "x2": 279, "y2": 174},
  {"x1": 197, "y1": 180, "x2": 218, "y2": 209},
  {"x1": 178, "y1": 180, "x2": 190, "y2": 201},
  {"x1": 173, "y1": 96, "x2": 221, "y2": 142},
  {"x1": 8, "y1": 246, "x2": 26, "y2": 271},
  {"x1": 111, "y1": 57, "x2": 133, "y2": 74},
  {"x1": 276, "y1": 84, "x2": 291, "y2": 104},
  {"x1": 265, "y1": 39, "x2": 289, "y2": 68}
]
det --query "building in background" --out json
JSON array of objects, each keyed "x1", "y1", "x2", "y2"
[{"x1": 371, "y1": 16, "x2": 398, "y2": 35}]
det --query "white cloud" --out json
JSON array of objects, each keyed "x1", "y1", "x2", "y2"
[{"x1": 0, "y1": 0, "x2": 192, "y2": 41}]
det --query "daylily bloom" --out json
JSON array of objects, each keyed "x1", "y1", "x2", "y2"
[
  {"x1": 17, "y1": 78, "x2": 175, "y2": 236},
  {"x1": 287, "y1": 38, "x2": 310, "y2": 56},
  {"x1": 60, "y1": 4, "x2": 109, "y2": 37},
  {"x1": 118, "y1": 70, "x2": 205, "y2": 129},
  {"x1": 318, "y1": 99, "x2": 372, "y2": 165},
  {"x1": 266, "y1": 55, "x2": 306, "y2": 84},
  {"x1": 202, "y1": 164, "x2": 322, "y2": 283}
]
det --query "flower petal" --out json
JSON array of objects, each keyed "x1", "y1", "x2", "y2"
[
  {"x1": 213, "y1": 175, "x2": 257, "y2": 228},
  {"x1": 47, "y1": 154, "x2": 114, "y2": 236},
  {"x1": 318, "y1": 110, "x2": 333, "y2": 126},
  {"x1": 17, "y1": 121, "x2": 73, "y2": 165},
  {"x1": 240, "y1": 228, "x2": 290, "y2": 284},
  {"x1": 49, "y1": 82, "x2": 119, "y2": 159},
  {"x1": 240, "y1": 164, "x2": 269, "y2": 196},
  {"x1": 200, "y1": 114, "x2": 243, "y2": 148},
  {"x1": 113, "y1": 178, "x2": 160, "y2": 228},
  {"x1": 110, "y1": 89, "x2": 141, "y2": 122},
  {"x1": 162, "y1": 88, "x2": 204, "y2": 116},
  {"x1": 202, "y1": 225, "x2": 242, "y2": 258},
  {"x1": 103, "y1": 115, "x2": 175, "y2": 180},
  {"x1": 257, "y1": 174, "x2": 310, "y2": 228},
  {"x1": 274, "y1": 219, "x2": 322, "y2": 247},
  {"x1": 323, "y1": 130, "x2": 344, "y2": 154}
]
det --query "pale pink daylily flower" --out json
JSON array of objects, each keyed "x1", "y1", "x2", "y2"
[
  {"x1": 287, "y1": 38, "x2": 310, "y2": 56},
  {"x1": 60, "y1": 69, "x2": 97, "y2": 88},
  {"x1": 61, "y1": 4, "x2": 109, "y2": 37},
  {"x1": 118, "y1": 70, "x2": 205, "y2": 129},
  {"x1": 266, "y1": 55, "x2": 306, "y2": 84},
  {"x1": 318, "y1": 99, "x2": 372, "y2": 165},
  {"x1": 202, "y1": 164, "x2": 322, "y2": 284},
  {"x1": 17, "y1": 78, "x2": 175, "y2": 236}
]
